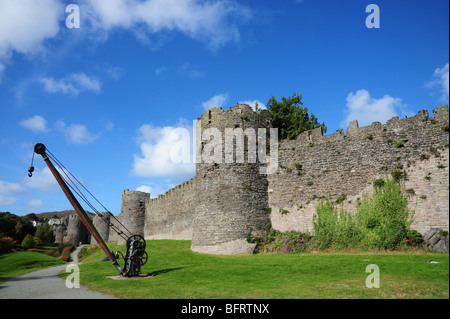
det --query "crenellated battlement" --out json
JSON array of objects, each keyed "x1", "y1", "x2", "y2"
[
  {"x1": 271, "y1": 104, "x2": 449, "y2": 236},
  {"x1": 114, "y1": 104, "x2": 448, "y2": 254},
  {"x1": 198, "y1": 104, "x2": 272, "y2": 141},
  {"x1": 149, "y1": 177, "x2": 197, "y2": 202},
  {"x1": 289, "y1": 105, "x2": 448, "y2": 146}
]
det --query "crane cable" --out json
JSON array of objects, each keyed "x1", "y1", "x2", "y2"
[{"x1": 39, "y1": 147, "x2": 133, "y2": 241}]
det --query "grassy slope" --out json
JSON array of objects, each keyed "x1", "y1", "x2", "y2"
[
  {"x1": 75, "y1": 240, "x2": 449, "y2": 299},
  {"x1": 0, "y1": 251, "x2": 66, "y2": 284}
]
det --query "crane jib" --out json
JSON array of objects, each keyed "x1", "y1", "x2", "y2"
[{"x1": 29, "y1": 143, "x2": 147, "y2": 277}]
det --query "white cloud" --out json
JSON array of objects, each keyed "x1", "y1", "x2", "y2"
[
  {"x1": 135, "y1": 185, "x2": 152, "y2": 193},
  {"x1": 202, "y1": 93, "x2": 229, "y2": 110},
  {"x1": 342, "y1": 89, "x2": 403, "y2": 128},
  {"x1": 0, "y1": 195, "x2": 17, "y2": 206},
  {"x1": 0, "y1": 179, "x2": 26, "y2": 206},
  {"x1": 0, "y1": 62, "x2": 5, "y2": 82},
  {"x1": 155, "y1": 63, "x2": 204, "y2": 78},
  {"x1": 238, "y1": 99, "x2": 267, "y2": 111},
  {"x1": 19, "y1": 115, "x2": 49, "y2": 133},
  {"x1": 155, "y1": 66, "x2": 167, "y2": 76},
  {"x1": 80, "y1": 0, "x2": 252, "y2": 51},
  {"x1": 132, "y1": 121, "x2": 195, "y2": 178},
  {"x1": 135, "y1": 184, "x2": 167, "y2": 199},
  {"x1": 27, "y1": 199, "x2": 46, "y2": 209},
  {"x1": 39, "y1": 72, "x2": 102, "y2": 96},
  {"x1": 22, "y1": 167, "x2": 59, "y2": 192},
  {"x1": 0, "y1": 180, "x2": 27, "y2": 196},
  {"x1": 56, "y1": 120, "x2": 98, "y2": 144},
  {"x1": 0, "y1": 0, "x2": 251, "y2": 77},
  {"x1": 0, "y1": 0, "x2": 62, "y2": 68},
  {"x1": 105, "y1": 65, "x2": 126, "y2": 81},
  {"x1": 426, "y1": 62, "x2": 449, "y2": 103},
  {"x1": 178, "y1": 62, "x2": 204, "y2": 79}
]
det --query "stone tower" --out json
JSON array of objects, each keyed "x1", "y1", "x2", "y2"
[
  {"x1": 191, "y1": 104, "x2": 274, "y2": 254},
  {"x1": 63, "y1": 214, "x2": 90, "y2": 245},
  {"x1": 90, "y1": 212, "x2": 112, "y2": 246},
  {"x1": 116, "y1": 189, "x2": 150, "y2": 244}
]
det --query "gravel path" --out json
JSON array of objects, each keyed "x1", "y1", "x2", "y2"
[{"x1": 0, "y1": 245, "x2": 115, "y2": 299}]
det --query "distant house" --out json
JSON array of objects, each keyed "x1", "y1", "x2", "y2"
[
  {"x1": 31, "y1": 220, "x2": 40, "y2": 227},
  {"x1": 48, "y1": 218, "x2": 61, "y2": 226}
]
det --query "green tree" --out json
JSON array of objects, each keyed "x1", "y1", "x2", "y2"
[
  {"x1": 21, "y1": 234, "x2": 36, "y2": 250},
  {"x1": 266, "y1": 92, "x2": 327, "y2": 140},
  {"x1": 0, "y1": 212, "x2": 19, "y2": 238},
  {"x1": 14, "y1": 218, "x2": 35, "y2": 243},
  {"x1": 35, "y1": 222, "x2": 54, "y2": 245}
]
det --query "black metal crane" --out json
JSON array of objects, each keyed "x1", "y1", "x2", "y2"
[{"x1": 28, "y1": 143, "x2": 148, "y2": 277}]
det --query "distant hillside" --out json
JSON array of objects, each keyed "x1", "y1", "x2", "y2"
[{"x1": 36, "y1": 210, "x2": 95, "y2": 219}]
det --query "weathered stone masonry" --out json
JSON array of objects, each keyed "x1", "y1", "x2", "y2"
[
  {"x1": 110, "y1": 104, "x2": 448, "y2": 254},
  {"x1": 145, "y1": 178, "x2": 196, "y2": 240},
  {"x1": 270, "y1": 105, "x2": 449, "y2": 237},
  {"x1": 192, "y1": 105, "x2": 273, "y2": 254}
]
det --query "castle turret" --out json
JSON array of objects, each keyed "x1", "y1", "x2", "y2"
[
  {"x1": 63, "y1": 214, "x2": 90, "y2": 245},
  {"x1": 191, "y1": 104, "x2": 274, "y2": 255},
  {"x1": 90, "y1": 212, "x2": 112, "y2": 246},
  {"x1": 116, "y1": 189, "x2": 150, "y2": 244},
  {"x1": 54, "y1": 225, "x2": 65, "y2": 244}
]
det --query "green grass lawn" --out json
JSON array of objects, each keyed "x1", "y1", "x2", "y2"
[
  {"x1": 0, "y1": 251, "x2": 66, "y2": 284},
  {"x1": 71, "y1": 240, "x2": 448, "y2": 299}
]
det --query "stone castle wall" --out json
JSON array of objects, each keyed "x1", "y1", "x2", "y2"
[
  {"x1": 113, "y1": 104, "x2": 448, "y2": 254},
  {"x1": 270, "y1": 105, "x2": 449, "y2": 235},
  {"x1": 144, "y1": 178, "x2": 197, "y2": 240}
]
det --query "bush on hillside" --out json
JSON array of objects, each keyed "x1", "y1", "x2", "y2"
[
  {"x1": 0, "y1": 236, "x2": 17, "y2": 254},
  {"x1": 60, "y1": 246, "x2": 75, "y2": 262},
  {"x1": 21, "y1": 234, "x2": 36, "y2": 250}
]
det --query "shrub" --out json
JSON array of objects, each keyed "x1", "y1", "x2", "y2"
[
  {"x1": 373, "y1": 178, "x2": 385, "y2": 189},
  {"x1": 60, "y1": 246, "x2": 75, "y2": 262},
  {"x1": 354, "y1": 177, "x2": 413, "y2": 250},
  {"x1": 390, "y1": 169, "x2": 407, "y2": 182},
  {"x1": 249, "y1": 228, "x2": 312, "y2": 253},
  {"x1": 335, "y1": 194, "x2": 347, "y2": 204},
  {"x1": 294, "y1": 163, "x2": 303, "y2": 175},
  {"x1": 0, "y1": 236, "x2": 17, "y2": 254},
  {"x1": 313, "y1": 200, "x2": 359, "y2": 250},
  {"x1": 21, "y1": 234, "x2": 36, "y2": 250},
  {"x1": 439, "y1": 230, "x2": 448, "y2": 237},
  {"x1": 33, "y1": 236, "x2": 42, "y2": 247},
  {"x1": 406, "y1": 229, "x2": 424, "y2": 247},
  {"x1": 313, "y1": 176, "x2": 414, "y2": 251},
  {"x1": 405, "y1": 188, "x2": 416, "y2": 197},
  {"x1": 395, "y1": 141, "x2": 404, "y2": 148}
]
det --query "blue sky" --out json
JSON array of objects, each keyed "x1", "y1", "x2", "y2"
[{"x1": 0, "y1": 0, "x2": 448, "y2": 216}]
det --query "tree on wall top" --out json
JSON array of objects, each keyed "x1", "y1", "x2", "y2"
[{"x1": 267, "y1": 92, "x2": 327, "y2": 140}]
